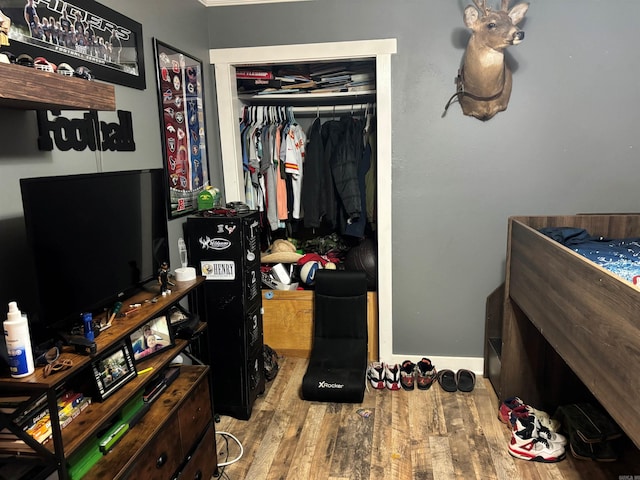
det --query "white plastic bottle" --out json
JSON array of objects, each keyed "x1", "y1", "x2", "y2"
[{"x1": 3, "y1": 301, "x2": 35, "y2": 378}]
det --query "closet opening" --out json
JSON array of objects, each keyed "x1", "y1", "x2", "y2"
[{"x1": 209, "y1": 39, "x2": 396, "y2": 361}]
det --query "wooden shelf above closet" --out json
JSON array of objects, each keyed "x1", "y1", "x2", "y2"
[{"x1": 0, "y1": 63, "x2": 116, "y2": 111}]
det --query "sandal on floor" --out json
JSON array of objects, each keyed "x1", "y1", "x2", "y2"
[
  {"x1": 456, "y1": 369, "x2": 476, "y2": 392},
  {"x1": 438, "y1": 369, "x2": 457, "y2": 392}
]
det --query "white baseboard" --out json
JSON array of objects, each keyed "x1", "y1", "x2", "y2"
[{"x1": 382, "y1": 355, "x2": 484, "y2": 376}]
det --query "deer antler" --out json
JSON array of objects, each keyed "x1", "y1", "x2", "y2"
[
  {"x1": 472, "y1": 0, "x2": 488, "y2": 15},
  {"x1": 501, "y1": 0, "x2": 510, "y2": 11}
]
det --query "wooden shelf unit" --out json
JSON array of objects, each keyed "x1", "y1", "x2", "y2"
[
  {"x1": 0, "y1": 63, "x2": 115, "y2": 111},
  {"x1": 0, "y1": 277, "x2": 217, "y2": 480}
]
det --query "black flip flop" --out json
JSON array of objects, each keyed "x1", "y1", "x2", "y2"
[
  {"x1": 438, "y1": 369, "x2": 457, "y2": 392},
  {"x1": 456, "y1": 369, "x2": 476, "y2": 392}
]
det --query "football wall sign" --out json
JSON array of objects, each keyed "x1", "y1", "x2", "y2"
[
  {"x1": 36, "y1": 109, "x2": 135, "y2": 152},
  {"x1": 0, "y1": 0, "x2": 145, "y2": 89},
  {"x1": 153, "y1": 39, "x2": 211, "y2": 219}
]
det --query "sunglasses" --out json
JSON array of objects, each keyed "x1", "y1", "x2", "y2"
[
  {"x1": 35, "y1": 346, "x2": 60, "y2": 367},
  {"x1": 35, "y1": 346, "x2": 74, "y2": 377},
  {"x1": 43, "y1": 359, "x2": 73, "y2": 378}
]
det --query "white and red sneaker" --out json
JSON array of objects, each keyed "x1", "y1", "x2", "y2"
[
  {"x1": 531, "y1": 413, "x2": 567, "y2": 446},
  {"x1": 384, "y1": 363, "x2": 401, "y2": 391},
  {"x1": 508, "y1": 415, "x2": 566, "y2": 463},
  {"x1": 499, "y1": 396, "x2": 561, "y2": 432},
  {"x1": 367, "y1": 362, "x2": 385, "y2": 389}
]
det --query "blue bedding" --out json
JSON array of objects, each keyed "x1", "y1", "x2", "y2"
[{"x1": 539, "y1": 227, "x2": 640, "y2": 284}]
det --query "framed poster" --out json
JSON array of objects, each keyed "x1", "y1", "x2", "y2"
[
  {"x1": 153, "y1": 38, "x2": 211, "y2": 219},
  {"x1": 0, "y1": 0, "x2": 145, "y2": 89}
]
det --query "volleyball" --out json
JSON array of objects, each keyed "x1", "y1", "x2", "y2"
[{"x1": 300, "y1": 261, "x2": 321, "y2": 285}]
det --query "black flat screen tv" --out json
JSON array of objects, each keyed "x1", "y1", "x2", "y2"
[{"x1": 20, "y1": 169, "x2": 169, "y2": 343}]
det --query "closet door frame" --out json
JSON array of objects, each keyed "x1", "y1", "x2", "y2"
[{"x1": 209, "y1": 38, "x2": 396, "y2": 362}]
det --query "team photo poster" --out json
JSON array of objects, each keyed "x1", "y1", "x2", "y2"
[{"x1": 0, "y1": 0, "x2": 145, "y2": 89}]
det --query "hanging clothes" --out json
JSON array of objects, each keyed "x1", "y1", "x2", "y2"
[
  {"x1": 365, "y1": 126, "x2": 377, "y2": 229},
  {"x1": 322, "y1": 115, "x2": 364, "y2": 234},
  {"x1": 274, "y1": 123, "x2": 288, "y2": 223},
  {"x1": 238, "y1": 104, "x2": 374, "y2": 237},
  {"x1": 284, "y1": 119, "x2": 306, "y2": 220},
  {"x1": 302, "y1": 117, "x2": 326, "y2": 229},
  {"x1": 263, "y1": 121, "x2": 279, "y2": 232},
  {"x1": 344, "y1": 138, "x2": 370, "y2": 238}
]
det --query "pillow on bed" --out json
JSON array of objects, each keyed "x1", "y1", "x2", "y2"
[{"x1": 538, "y1": 227, "x2": 600, "y2": 246}]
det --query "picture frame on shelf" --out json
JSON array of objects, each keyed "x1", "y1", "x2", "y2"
[
  {"x1": 90, "y1": 340, "x2": 137, "y2": 402},
  {"x1": 167, "y1": 304, "x2": 200, "y2": 340},
  {"x1": 0, "y1": 0, "x2": 146, "y2": 90},
  {"x1": 130, "y1": 314, "x2": 174, "y2": 363},
  {"x1": 153, "y1": 38, "x2": 211, "y2": 219}
]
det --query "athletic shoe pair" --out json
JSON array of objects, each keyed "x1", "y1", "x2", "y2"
[
  {"x1": 509, "y1": 411, "x2": 567, "y2": 463},
  {"x1": 368, "y1": 358, "x2": 438, "y2": 391},
  {"x1": 399, "y1": 358, "x2": 437, "y2": 391},
  {"x1": 499, "y1": 396, "x2": 561, "y2": 432},
  {"x1": 367, "y1": 362, "x2": 401, "y2": 390}
]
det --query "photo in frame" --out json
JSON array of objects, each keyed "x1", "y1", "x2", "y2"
[
  {"x1": 129, "y1": 314, "x2": 174, "y2": 363},
  {"x1": 153, "y1": 38, "x2": 211, "y2": 219},
  {"x1": 90, "y1": 340, "x2": 137, "y2": 402},
  {"x1": 0, "y1": 0, "x2": 145, "y2": 89}
]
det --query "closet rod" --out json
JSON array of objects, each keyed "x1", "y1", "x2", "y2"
[
  {"x1": 246, "y1": 103, "x2": 373, "y2": 114},
  {"x1": 291, "y1": 103, "x2": 373, "y2": 114}
]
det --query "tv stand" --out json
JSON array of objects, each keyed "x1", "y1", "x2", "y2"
[{"x1": 0, "y1": 277, "x2": 217, "y2": 480}]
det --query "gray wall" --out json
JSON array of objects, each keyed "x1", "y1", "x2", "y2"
[
  {"x1": 205, "y1": 0, "x2": 640, "y2": 358},
  {"x1": 0, "y1": 0, "x2": 220, "y2": 325},
  {"x1": 2, "y1": 0, "x2": 638, "y2": 361}
]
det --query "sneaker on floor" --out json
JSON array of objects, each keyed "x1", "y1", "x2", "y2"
[
  {"x1": 535, "y1": 418, "x2": 567, "y2": 446},
  {"x1": 499, "y1": 396, "x2": 561, "y2": 432},
  {"x1": 509, "y1": 415, "x2": 566, "y2": 463},
  {"x1": 415, "y1": 357, "x2": 437, "y2": 390},
  {"x1": 367, "y1": 362, "x2": 385, "y2": 389},
  {"x1": 499, "y1": 396, "x2": 525, "y2": 425},
  {"x1": 399, "y1": 360, "x2": 416, "y2": 391},
  {"x1": 530, "y1": 406, "x2": 561, "y2": 433},
  {"x1": 384, "y1": 363, "x2": 401, "y2": 391},
  {"x1": 509, "y1": 406, "x2": 566, "y2": 446}
]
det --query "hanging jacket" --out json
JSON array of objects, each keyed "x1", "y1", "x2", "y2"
[
  {"x1": 344, "y1": 140, "x2": 370, "y2": 238},
  {"x1": 303, "y1": 117, "x2": 327, "y2": 229},
  {"x1": 323, "y1": 116, "x2": 363, "y2": 232}
]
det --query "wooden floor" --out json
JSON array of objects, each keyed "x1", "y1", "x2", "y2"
[{"x1": 214, "y1": 356, "x2": 640, "y2": 480}]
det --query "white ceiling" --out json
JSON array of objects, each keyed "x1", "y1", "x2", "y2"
[{"x1": 199, "y1": 0, "x2": 311, "y2": 6}]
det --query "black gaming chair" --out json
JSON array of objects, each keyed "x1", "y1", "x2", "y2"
[{"x1": 301, "y1": 269, "x2": 368, "y2": 403}]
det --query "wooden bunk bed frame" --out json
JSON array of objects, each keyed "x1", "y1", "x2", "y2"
[{"x1": 498, "y1": 215, "x2": 640, "y2": 450}]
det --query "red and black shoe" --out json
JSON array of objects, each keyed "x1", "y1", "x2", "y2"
[
  {"x1": 415, "y1": 357, "x2": 437, "y2": 390},
  {"x1": 399, "y1": 360, "x2": 416, "y2": 390}
]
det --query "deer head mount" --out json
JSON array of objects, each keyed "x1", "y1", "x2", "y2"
[{"x1": 445, "y1": 0, "x2": 529, "y2": 121}]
